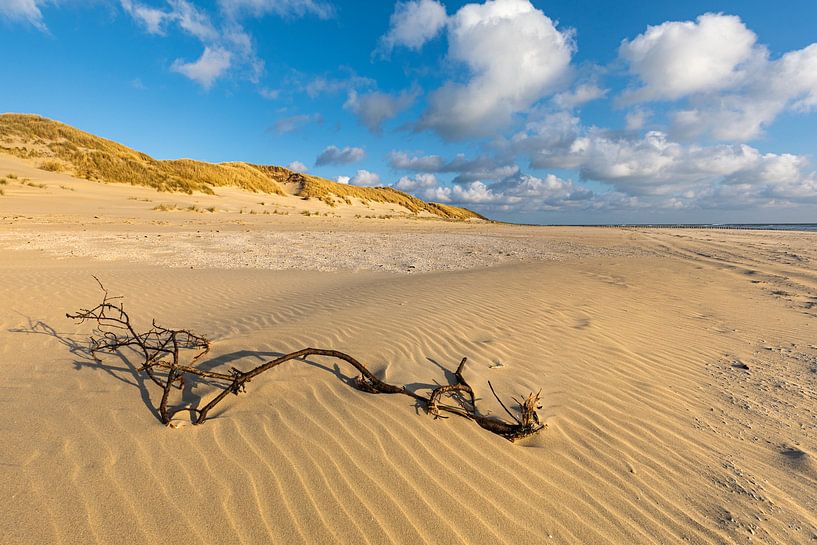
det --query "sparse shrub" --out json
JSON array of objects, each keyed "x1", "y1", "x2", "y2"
[
  {"x1": 39, "y1": 160, "x2": 64, "y2": 172},
  {"x1": 152, "y1": 203, "x2": 178, "y2": 211}
]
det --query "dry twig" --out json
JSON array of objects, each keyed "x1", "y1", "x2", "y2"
[{"x1": 67, "y1": 280, "x2": 544, "y2": 442}]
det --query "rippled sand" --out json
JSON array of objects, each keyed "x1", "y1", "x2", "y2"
[{"x1": 1, "y1": 153, "x2": 816, "y2": 544}]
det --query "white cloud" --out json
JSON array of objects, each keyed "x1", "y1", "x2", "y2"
[
  {"x1": 388, "y1": 150, "x2": 518, "y2": 183},
  {"x1": 171, "y1": 0, "x2": 219, "y2": 41},
  {"x1": 508, "y1": 120, "x2": 817, "y2": 207},
  {"x1": 287, "y1": 160, "x2": 308, "y2": 172},
  {"x1": 336, "y1": 175, "x2": 350, "y2": 184},
  {"x1": 670, "y1": 43, "x2": 817, "y2": 141},
  {"x1": 394, "y1": 173, "x2": 437, "y2": 191},
  {"x1": 411, "y1": 174, "x2": 600, "y2": 212},
  {"x1": 0, "y1": 0, "x2": 48, "y2": 30},
  {"x1": 388, "y1": 151, "x2": 446, "y2": 171},
  {"x1": 121, "y1": 0, "x2": 169, "y2": 34},
  {"x1": 315, "y1": 145, "x2": 365, "y2": 166},
  {"x1": 171, "y1": 46, "x2": 232, "y2": 89},
  {"x1": 122, "y1": 0, "x2": 336, "y2": 90},
  {"x1": 449, "y1": 180, "x2": 500, "y2": 203},
  {"x1": 377, "y1": 0, "x2": 447, "y2": 55},
  {"x1": 349, "y1": 169, "x2": 382, "y2": 187},
  {"x1": 620, "y1": 13, "x2": 817, "y2": 142},
  {"x1": 121, "y1": 0, "x2": 218, "y2": 40},
  {"x1": 505, "y1": 110, "x2": 585, "y2": 169},
  {"x1": 419, "y1": 0, "x2": 575, "y2": 139},
  {"x1": 620, "y1": 13, "x2": 757, "y2": 102},
  {"x1": 343, "y1": 88, "x2": 418, "y2": 133}
]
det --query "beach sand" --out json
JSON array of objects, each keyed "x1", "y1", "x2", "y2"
[{"x1": 1, "y1": 153, "x2": 816, "y2": 544}]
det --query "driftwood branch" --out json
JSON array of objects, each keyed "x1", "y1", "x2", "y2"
[{"x1": 67, "y1": 281, "x2": 544, "y2": 442}]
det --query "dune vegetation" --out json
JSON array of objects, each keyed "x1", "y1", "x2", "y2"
[
  {"x1": 295, "y1": 174, "x2": 484, "y2": 220},
  {"x1": 0, "y1": 113, "x2": 484, "y2": 220}
]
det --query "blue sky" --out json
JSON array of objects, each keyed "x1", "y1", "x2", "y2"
[{"x1": 1, "y1": 0, "x2": 816, "y2": 223}]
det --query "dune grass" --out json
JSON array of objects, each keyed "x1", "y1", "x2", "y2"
[
  {"x1": 0, "y1": 114, "x2": 285, "y2": 195},
  {"x1": 38, "y1": 159, "x2": 64, "y2": 172},
  {"x1": 296, "y1": 174, "x2": 485, "y2": 220},
  {"x1": 0, "y1": 113, "x2": 485, "y2": 220}
]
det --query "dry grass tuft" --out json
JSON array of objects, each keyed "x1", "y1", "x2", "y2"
[{"x1": 38, "y1": 159, "x2": 64, "y2": 172}]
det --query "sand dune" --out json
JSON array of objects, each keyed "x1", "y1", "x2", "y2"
[{"x1": 1, "y1": 152, "x2": 816, "y2": 544}]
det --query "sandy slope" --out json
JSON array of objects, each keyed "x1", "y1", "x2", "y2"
[{"x1": 1, "y1": 153, "x2": 816, "y2": 544}]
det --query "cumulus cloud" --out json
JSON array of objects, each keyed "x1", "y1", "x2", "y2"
[
  {"x1": 620, "y1": 13, "x2": 757, "y2": 102},
  {"x1": 418, "y1": 0, "x2": 575, "y2": 139},
  {"x1": 669, "y1": 43, "x2": 817, "y2": 141},
  {"x1": 377, "y1": 0, "x2": 447, "y2": 55},
  {"x1": 507, "y1": 118, "x2": 817, "y2": 207},
  {"x1": 388, "y1": 151, "x2": 446, "y2": 172},
  {"x1": 407, "y1": 174, "x2": 602, "y2": 213},
  {"x1": 394, "y1": 173, "x2": 438, "y2": 191},
  {"x1": 504, "y1": 110, "x2": 585, "y2": 169},
  {"x1": 619, "y1": 13, "x2": 817, "y2": 141},
  {"x1": 336, "y1": 175, "x2": 350, "y2": 184},
  {"x1": 343, "y1": 88, "x2": 419, "y2": 133},
  {"x1": 0, "y1": 0, "x2": 48, "y2": 30},
  {"x1": 286, "y1": 160, "x2": 308, "y2": 172},
  {"x1": 349, "y1": 169, "x2": 382, "y2": 187},
  {"x1": 388, "y1": 150, "x2": 518, "y2": 183},
  {"x1": 315, "y1": 145, "x2": 365, "y2": 166},
  {"x1": 171, "y1": 46, "x2": 232, "y2": 89}
]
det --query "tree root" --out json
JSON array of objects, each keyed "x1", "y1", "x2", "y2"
[{"x1": 67, "y1": 279, "x2": 544, "y2": 442}]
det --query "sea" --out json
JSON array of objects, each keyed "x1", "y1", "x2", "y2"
[{"x1": 578, "y1": 224, "x2": 817, "y2": 231}]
